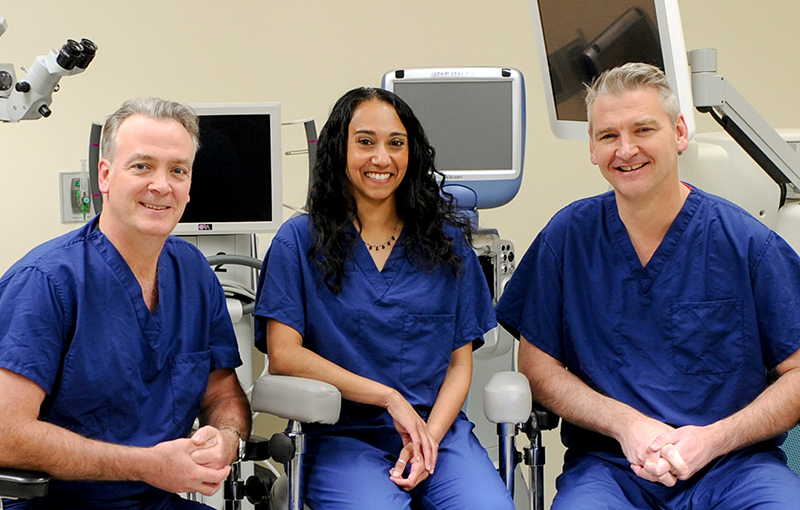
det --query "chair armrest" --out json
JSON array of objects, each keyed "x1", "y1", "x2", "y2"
[
  {"x1": 250, "y1": 375, "x2": 341, "y2": 424},
  {"x1": 0, "y1": 468, "x2": 49, "y2": 500},
  {"x1": 483, "y1": 371, "x2": 532, "y2": 424}
]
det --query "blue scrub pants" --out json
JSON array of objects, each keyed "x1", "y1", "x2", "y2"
[
  {"x1": 552, "y1": 444, "x2": 800, "y2": 510},
  {"x1": 303, "y1": 417, "x2": 515, "y2": 510}
]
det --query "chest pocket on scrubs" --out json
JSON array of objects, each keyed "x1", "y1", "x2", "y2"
[
  {"x1": 401, "y1": 314, "x2": 456, "y2": 391},
  {"x1": 169, "y1": 349, "x2": 212, "y2": 434},
  {"x1": 669, "y1": 299, "x2": 744, "y2": 375}
]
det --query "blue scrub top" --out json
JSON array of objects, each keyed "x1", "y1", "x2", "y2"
[
  {"x1": 0, "y1": 217, "x2": 241, "y2": 501},
  {"x1": 254, "y1": 214, "x2": 495, "y2": 424},
  {"x1": 496, "y1": 188, "x2": 800, "y2": 452}
]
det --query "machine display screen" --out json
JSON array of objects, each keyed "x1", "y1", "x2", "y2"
[
  {"x1": 536, "y1": 0, "x2": 663, "y2": 123},
  {"x1": 180, "y1": 113, "x2": 274, "y2": 224},
  {"x1": 393, "y1": 80, "x2": 513, "y2": 173}
]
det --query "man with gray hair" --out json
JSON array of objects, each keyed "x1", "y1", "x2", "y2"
[
  {"x1": 0, "y1": 97, "x2": 250, "y2": 509},
  {"x1": 497, "y1": 62, "x2": 800, "y2": 508}
]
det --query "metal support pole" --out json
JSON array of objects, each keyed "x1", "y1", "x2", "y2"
[
  {"x1": 286, "y1": 420, "x2": 305, "y2": 510},
  {"x1": 497, "y1": 422, "x2": 517, "y2": 496},
  {"x1": 223, "y1": 462, "x2": 242, "y2": 510},
  {"x1": 527, "y1": 431, "x2": 546, "y2": 510}
]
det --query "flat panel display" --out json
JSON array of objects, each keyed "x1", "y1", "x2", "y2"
[
  {"x1": 531, "y1": 0, "x2": 694, "y2": 139},
  {"x1": 172, "y1": 102, "x2": 283, "y2": 235},
  {"x1": 383, "y1": 68, "x2": 525, "y2": 209}
]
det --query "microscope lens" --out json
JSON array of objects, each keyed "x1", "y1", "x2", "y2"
[
  {"x1": 56, "y1": 39, "x2": 84, "y2": 70},
  {"x1": 76, "y1": 39, "x2": 97, "y2": 69}
]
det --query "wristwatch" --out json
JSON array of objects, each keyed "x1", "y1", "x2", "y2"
[{"x1": 221, "y1": 426, "x2": 246, "y2": 461}]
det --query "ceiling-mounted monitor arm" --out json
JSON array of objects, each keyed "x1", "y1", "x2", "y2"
[{"x1": 690, "y1": 48, "x2": 800, "y2": 201}]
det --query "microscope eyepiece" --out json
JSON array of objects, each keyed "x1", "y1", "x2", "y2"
[
  {"x1": 75, "y1": 38, "x2": 97, "y2": 69},
  {"x1": 56, "y1": 39, "x2": 85, "y2": 70}
]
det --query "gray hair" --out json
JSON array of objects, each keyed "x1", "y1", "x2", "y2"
[
  {"x1": 101, "y1": 97, "x2": 200, "y2": 162},
  {"x1": 585, "y1": 62, "x2": 680, "y2": 131}
]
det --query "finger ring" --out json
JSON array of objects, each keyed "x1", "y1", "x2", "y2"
[{"x1": 397, "y1": 459, "x2": 406, "y2": 465}]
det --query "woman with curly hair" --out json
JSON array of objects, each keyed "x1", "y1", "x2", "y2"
[{"x1": 254, "y1": 87, "x2": 514, "y2": 510}]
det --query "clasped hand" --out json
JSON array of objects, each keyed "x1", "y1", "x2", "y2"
[
  {"x1": 623, "y1": 419, "x2": 715, "y2": 487},
  {"x1": 147, "y1": 425, "x2": 234, "y2": 496},
  {"x1": 385, "y1": 394, "x2": 439, "y2": 491}
]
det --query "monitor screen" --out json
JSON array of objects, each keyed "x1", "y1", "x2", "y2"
[
  {"x1": 382, "y1": 67, "x2": 525, "y2": 210},
  {"x1": 531, "y1": 0, "x2": 695, "y2": 140},
  {"x1": 172, "y1": 102, "x2": 282, "y2": 235},
  {"x1": 393, "y1": 81, "x2": 513, "y2": 172}
]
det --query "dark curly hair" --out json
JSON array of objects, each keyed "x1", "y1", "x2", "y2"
[{"x1": 307, "y1": 87, "x2": 472, "y2": 293}]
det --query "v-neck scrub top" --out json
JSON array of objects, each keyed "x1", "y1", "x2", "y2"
[
  {"x1": 496, "y1": 187, "x2": 800, "y2": 452},
  {"x1": 255, "y1": 214, "x2": 495, "y2": 420},
  {"x1": 0, "y1": 217, "x2": 241, "y2": 503}
]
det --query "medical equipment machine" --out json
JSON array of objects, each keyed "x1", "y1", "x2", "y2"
[
  {"x1": 0, "y1": 14, "x2": 96, "y2": 123},
  {"x1": 382, "y1": 67, "x2": 526, "y2": 218}
]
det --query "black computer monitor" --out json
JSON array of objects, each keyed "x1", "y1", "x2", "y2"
[{"x1": 173, "y1": 102, "x2": 283, "y2": 235}]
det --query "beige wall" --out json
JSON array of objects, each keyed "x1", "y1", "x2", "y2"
[
  {"x1": 2, "y1": 1, "x2": 799, "y2": 507},
  {"x1": 3, "y1": 0, "x2": 799, "y2": 269}
]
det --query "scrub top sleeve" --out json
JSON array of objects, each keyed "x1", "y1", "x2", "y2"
[
  {"x1": 0, "y1": 266, "x2": 70, "y2": 394},
  {"x1": 751, "y1": 233, "x2": 800, "y2": 369},
  {"x1": 254, "y1": 233, "x2": 307, "y2": 353},
  {"x1": 495, "y1": 230, "x2": 565, "y2": 363}
]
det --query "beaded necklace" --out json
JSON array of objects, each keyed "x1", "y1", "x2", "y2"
[{"x1": 362, "y1": 222, "x2": 400, "y2": 251}]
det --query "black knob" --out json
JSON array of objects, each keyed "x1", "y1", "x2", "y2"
[
  {"x1": 268, "y1": 432, "x2": 295, "y2": 464},
  {"x1": 15, "y1": 81, "x2": 30, "y2": 93},
  {"x1": 38, "y1": 104, "x2": 52, "y2": 118},
  {"x1": 244, "y1": 471, "x2": 277, "y2": 505}
]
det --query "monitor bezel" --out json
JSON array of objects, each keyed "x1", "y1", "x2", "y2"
[{"x1": 171, "y1": 102, "x2": 283, "y2": 236}]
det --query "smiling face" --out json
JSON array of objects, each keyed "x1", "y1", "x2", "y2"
[
  {"x1": 345, "y1": 99, "x2": 409, "y2": 211},
  {"x1": 589, "y1": 87, "x2": 689, "y2": 205},
  {"x1": 98, "y1": 114, "x2": 194, "y2": 244}
]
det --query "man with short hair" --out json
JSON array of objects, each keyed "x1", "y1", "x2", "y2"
[
  {"x1": 0, "y1": 97, "x2": 250, "y2": 509},
  {"x1": 497, "y1": 62, "x2": 800, "y2": 509}
]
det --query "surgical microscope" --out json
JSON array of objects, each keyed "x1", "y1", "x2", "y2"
[{"x1": 0, "y1": 14, "x2": 97, "y2": 123}]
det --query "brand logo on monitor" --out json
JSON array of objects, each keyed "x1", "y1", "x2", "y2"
[{"x1": 431, "y1": 70, "x2": 474, "y2": 77}]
